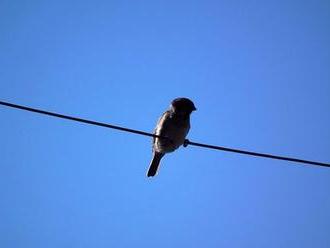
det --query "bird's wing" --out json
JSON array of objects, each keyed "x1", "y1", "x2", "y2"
[{"x1": 152, "y1": 110, "x2": 171, "y2": 145}]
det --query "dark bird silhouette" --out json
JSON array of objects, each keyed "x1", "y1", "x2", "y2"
[{"x1": 147, "y1": 98, "x2": 196, "y2": 177}]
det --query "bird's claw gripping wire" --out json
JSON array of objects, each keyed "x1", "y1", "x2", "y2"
[{"x1": 183, "y1": 139, "x2": 190, "y2": 147}]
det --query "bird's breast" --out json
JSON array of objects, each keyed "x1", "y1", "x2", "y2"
[{"x1": 154, "y1": 118, "x2": 190, "y2": 153}]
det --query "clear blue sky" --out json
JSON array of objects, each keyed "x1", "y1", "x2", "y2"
[{"x1": 1, "y1": 0, "x2": 329, "y2": 247}]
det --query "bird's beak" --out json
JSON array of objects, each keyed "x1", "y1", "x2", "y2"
[{"x1": 193, "y1": 106, "x2": 197, "y2": 111}]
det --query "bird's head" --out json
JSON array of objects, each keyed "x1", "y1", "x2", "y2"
[{"x1": 170, "y1": 97, "x2": 197, "y2": 114}]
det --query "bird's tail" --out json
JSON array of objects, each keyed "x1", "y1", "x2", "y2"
[{"x1": 147, "y1": 152, "x2": 164, "y2": 177}]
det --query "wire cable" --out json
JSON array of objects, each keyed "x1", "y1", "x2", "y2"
[{"x1": 1, "y1": 100, "x2": 329, "y2": 168}]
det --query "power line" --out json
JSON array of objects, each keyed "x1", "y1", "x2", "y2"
[
  {"x1": 0, "y1": 100, "x2": 159, "y2": 138},
  {"x1": 1, "y1": 100, "x2": 329, "y2": 168},
  {"x1": 184, "y1": 140, "x2": 329, "y2": 167}
]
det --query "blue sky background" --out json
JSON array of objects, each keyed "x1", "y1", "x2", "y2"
[{"x1": 1, "y1": 0, "x2": 329, "y2": 247}]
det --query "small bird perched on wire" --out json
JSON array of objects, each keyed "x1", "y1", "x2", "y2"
[{"x1": 147, "y1": 97, "x2": 196, "y2": 177}]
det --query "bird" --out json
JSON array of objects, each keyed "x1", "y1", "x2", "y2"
[{"x1": 147, "y1": 97, "x2": 196, "y2": 177}]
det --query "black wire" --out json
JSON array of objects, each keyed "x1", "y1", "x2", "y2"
[
  {"x1": 184, "y1": 140, "x2": 330, "y2": 168},
  {"x1": 1, "y1": 100, "x2": 329, "y2": 168},
  {"x1": 0, "y1": 100, "x2": 161, "y2": 138}
]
